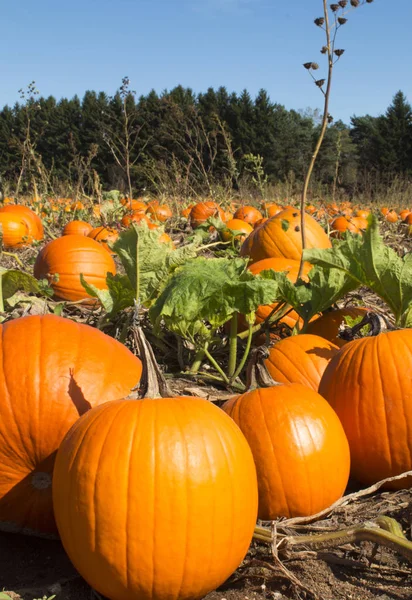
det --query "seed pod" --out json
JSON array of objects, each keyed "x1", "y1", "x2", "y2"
[{"x1": 314, "y1": 17, "x2": 325, "y2": 26}]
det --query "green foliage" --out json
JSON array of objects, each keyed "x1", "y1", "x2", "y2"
[
  {"x1": 149, "y1": 257, "x2": 279, "y2": 342},
  {"x1": 81, "y1": 225, "x2": 199, "y2": 316},
  {"x1": 304, "y1": 216, "x2": 412, "y2": 327}
]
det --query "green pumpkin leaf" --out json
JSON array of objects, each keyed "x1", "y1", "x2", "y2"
[
  {"x1": 80, "y1": 273, "x2": 134, "y2": 315},
  {"x1": 0, "y1": 268, "x2": 41, "y2": 299},
  {"x1": 149, "y1": 256, "x2": 280, "y2": 338},
  {"x1": 304, "y1": 215, "x2": 412, "y2": 326},
  {"x1": 112, "y1": 224, "x2": 198, "y2": 307}
]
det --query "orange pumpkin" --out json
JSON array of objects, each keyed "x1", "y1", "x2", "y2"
[
  {"x1": 122, "y1": 199, "x2": 147, "y2": 212},
  {"x1": 53, "y1": 396, "x2": 258, "y2": 599},
  {"x1": 264, "y1": 334, "x2": 339, "y2": 390},
  {"x1": 330, "y1": 216, "x2": 361, "y2": 238},
  {"x1": 62, "y1": 220, "x2": 93, "y2": 237},
  {"x1": 223, "y1": 384, "x2": 350, "y2": 520},
  {"x1": 121, "y1": 212, "x2": 158, "y2": 229},
  {"x1": 221, "y1": 219, "x2": 253, "y2": 242},
  {"x1": 403, "y1": 213, "x2": 412, "y2": 225},
  {"x1": 0, "y1": 213, "x2": 31, "y2": 248},
  {"x1": 146, "y1": 203, "x2": 173, "y2": 222},
  {"x1": 88, "y1": 226, "x2": 119, "y2": 253},
  {"x1": 319, "y1": 329, "x2": 412, "y2": 488},
  {"x1": 240, "y1": 208, "x2": 331, "y2": 263},
  {"x1": 0, "y1": 205, "x2": 44, "y2": 241},
  {"x1": 400, "y1": 209, "x2": 411, "y2": 222},
  {"x1": 190, "y1": 201, "x2": 225, "y2": 228},
  {"x1": 385, "y1": 210, "x2": 398, "y2": 223},
  {"x1": 0, "y1": 314, "x2": 142, "y2": 535},
  {"x1": 354, "y1": 209, "x2": 370, "y2": 219},
  {"x1": 34, "y1": 235, "x2": 116, "y2": 302},
  {"x1": 305, "y1": 306, "x2": 369, "y2": 347},
  {"x1": 234, "y1": 206, "x2": 263, "y2": 225}
]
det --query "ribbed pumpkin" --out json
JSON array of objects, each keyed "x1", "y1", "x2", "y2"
[
  {"x1": 234, "y1": 206, "x2": 263, "y2": 225},
  {"x1": 34, "y1": 235, "x2": 116, "y2": 302},
  {"x1": 190, "y1": 201, "x2": 225, "y2": 228},
  {"x1": 0, "y1": 213, "x2": 31, "y2": 248},
  {"x1": 264, "y1": 334, "x2": 339, "y2": 390},
  {"x1": 121, "y1": 212, "x2": 159, "y2": 229},
  {"x1": 240, "y1": 208, "x2": 331, "y2": 263},
  {"x1": 0, "y1": 314, "x2": 142, "y2": 536},
  {"x1": 385, "y1": 210, "x2": 398, "y2": 223},
  {"x1": 319, "y1": 329, "x2": 412, "y2": 488},
  {"x1": 221, "y1": 219, "x2": 253, "y2": 242},
  {"x1": 53, "y1": 396, "x2": 258, "y2": 600},
  {"x1": 305, "y1": 306, "x2": 369, "y2": 347},
  {"x1": 223, "y1": 385, "x2": 350, "y2": 520},
  {"x1": 0, "y1": 205, "x2": 44, "y2": 241},
  {"x1": 88, "y1": 226, "x2": 119, "y2": 253},
  {"x1": 62, "y1": 220, "x2": 93, "y2": 236}
]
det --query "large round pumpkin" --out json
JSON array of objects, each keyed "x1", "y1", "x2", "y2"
[
  {"x1": 233, "y1": 206, "x2": 263, "y2": 225},
  {"x1": 264, "y1": 334, "x2": 339, "y2": 390},
  {"x1": 240, "y1": 208, "x2": 331, "y2": 263},
  {"x1": 53, "y1": 396, "x2": 258, "y2": 600},
  {"x1": 319, "y1": 329, "x2": 412, "y2": 488},
  {"x1": 223, "y1": 385, "x2": 350, "y2": 520},
  {"x1": 34, "y1": 235, "x2": 116, "y2": 302},
  {"x1": 0, "y1": 205, "x2": 44, "y2": 241},
  {"x1": 0, "y1": 314, "x2": 142, "y2": 536}
]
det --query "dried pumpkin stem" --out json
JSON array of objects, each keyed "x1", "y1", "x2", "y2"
[
  {"x1": 254, "y1": 518, "x2": 412, "y2": 563},
  {"x1": 2, "y1": 252, "x2": 24, "y2": 269}
]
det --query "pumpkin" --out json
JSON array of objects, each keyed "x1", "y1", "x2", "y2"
[
  {"x1": 0, "y1": 213, "x2": 31, "y2": 248},
  {"x1": 234, "y1": 206, "x2": 263, "y2": 225},
  {"x1": 305, "y1": 306, "x2": 369, "y2": 347},
  {"x1": 0, "y1": 205, "x2": 44, "y2": 241},
  {"x1": 88, "y1": 226, "x2": 119, "y2": 253},
  {"x1": 190, "y1": 201, "x2": 225, "y2": 228},
  {"x1": 385, "y1": 210, "x2": 398, "y2": 223},
  {"x1": 403, "y1": 213, "x2": 412, "y2": 225},
  {"x1": 122, "y1": 199, "x2": 147, "y2": 212},
  {"x1": 264, "y1": 334, "x2": 339, "y2": 391},
  {"x1": 223, "y1": 385, "x2": 350, "y2": 520},
  {"x1": 146, "y1": 203, "x2": 173, "y2": 222},
  {"x1": 400, "y1": 209, "x2": 411, "y2": 222},
  {"x1": 221, "y1": 219, "x2": 253, "y2": 242},
  {"x1": 330, "y1": 216, "x2": 361, "y2": 238},
  {"x1": 350, "y1": 216, "x2": 368, "y2": 231},
  {"x1": 121, "y1": 212, "x2": 158, "y2": 229},
  {"x1": 262, "y1": 203, "x2": 282, "y2": 217},
  {"x1": 319, "y1": 329, "x2": 412, "y2": 488},
  {"x1": 34, "y1": 235, "x2": 116, "y2": 302},
  {"x1": 53, "y1": 396, "x2": 258, "y2": 600},
  {"x1": 62, "y1": 220, "x2": 93, "y2": 237},
  {"x1": 0, "y1": 314, "x2": 142, "y2": 535},
  {"x1": 240, "y1": 208, "x2": 331, "y2": 263},
  {"x1": 354, "y1": 209, "x2": 370, "y2": 219}
]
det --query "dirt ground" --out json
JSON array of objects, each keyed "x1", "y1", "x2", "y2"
[{"x1": 1, "y1": 486, "x2": 411, "y2": 600}]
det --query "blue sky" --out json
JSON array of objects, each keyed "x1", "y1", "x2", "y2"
[{"x1": 1, "y1": 0, "x2": 408, "y2": 124}]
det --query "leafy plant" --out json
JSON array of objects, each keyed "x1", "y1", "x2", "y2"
[
  {"x1": 150, "y1": 256, "x2": 279, "y2": 386},
  {"x1": 82, "y1": 224, "x2": 200, "y2": 319}
]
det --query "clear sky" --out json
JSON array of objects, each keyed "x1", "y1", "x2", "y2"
[{"x1": 1, "y1": 0, "x2": 409, "y2": 124}]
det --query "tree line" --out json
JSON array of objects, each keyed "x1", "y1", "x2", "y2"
[{"x1": 0, "y1": 80, "x2": 411, "y2": 199}]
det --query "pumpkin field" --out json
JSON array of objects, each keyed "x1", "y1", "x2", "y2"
[{"x1": 0, "y1": 192, "x2": 411, "y2": 600}]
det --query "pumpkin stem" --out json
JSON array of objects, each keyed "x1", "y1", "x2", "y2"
[
  {"x1": 245, "y1": 346, "x2": 281, "y2": 391},
  {"x1": 254, "y1": 517, "x2": 412, "y2": 563},
  {"x1": 339, "y1": 311, "x2": 393, "y2": 342},
  {"x1": 130, "y1": 324, "x2": 175, "y2": 398}
]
